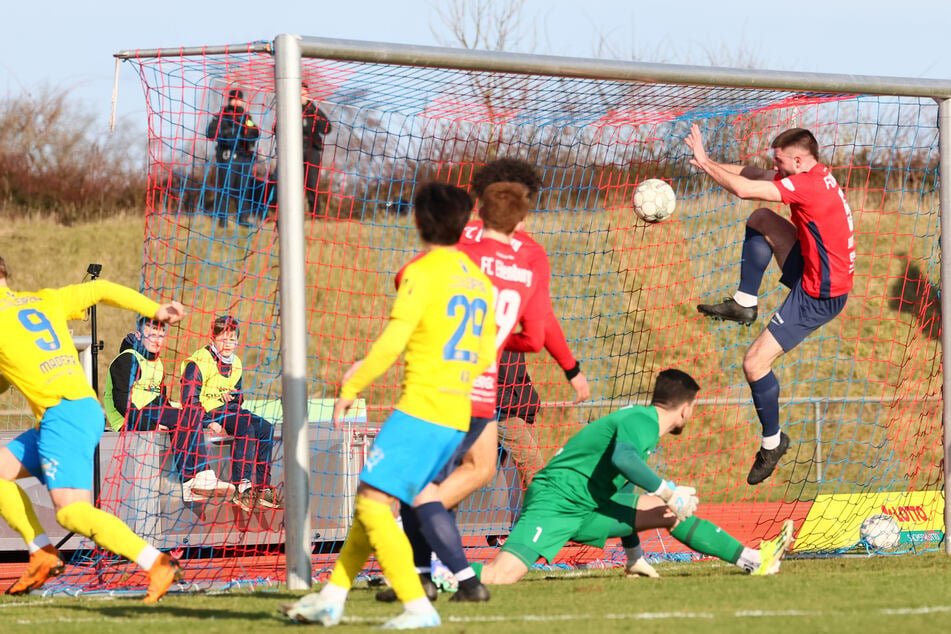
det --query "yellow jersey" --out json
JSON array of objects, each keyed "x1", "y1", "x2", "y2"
[
  {"x1": 0, "y1": 281, "x2": 160, "y2": 423},
  {"x1": 341, "y1": 247, "x2": 496, "y2": 431}
]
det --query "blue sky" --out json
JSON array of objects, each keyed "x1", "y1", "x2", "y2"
[{"x1": 2, "y1": 0, "x2": 948, "y2": 130}]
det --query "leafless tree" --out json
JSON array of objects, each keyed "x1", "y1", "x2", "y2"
[{"x1": 430, "y1": 0, "x2": 536, "y2": 53}]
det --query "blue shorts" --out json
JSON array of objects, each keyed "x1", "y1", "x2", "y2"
[
  {"x1": 360, "y1": 410, "x2": 464, "y2": 504},
  {"x1": 769, "y1": 245, "x2": 848, "y2": 351},
  {"x1": 6, "y1": 397, "x2": 105, "y2": 490},
  {"x1": 433, "y1": 415, "x2": 495, "y2": 484}
]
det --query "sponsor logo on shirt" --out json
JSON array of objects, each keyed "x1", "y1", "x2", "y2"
[{"x1": 479, "y1": 256, "x2": 533, "y2": 287}]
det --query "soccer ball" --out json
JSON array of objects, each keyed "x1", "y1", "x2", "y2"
[
  {"x1": 633, "y1": 178, "x2": 676, "y2": 223},
  {"x1": 860, "y1": 513, "x2": 901, "y2": 550}
]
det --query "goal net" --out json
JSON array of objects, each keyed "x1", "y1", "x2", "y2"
[{"x1": 47, "y1": 40, "x2": 945, "y2": 594}]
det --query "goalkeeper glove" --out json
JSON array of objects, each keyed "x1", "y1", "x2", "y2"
[{"x1": 652, "y1": 480, "x2": 699, "y2": 521}]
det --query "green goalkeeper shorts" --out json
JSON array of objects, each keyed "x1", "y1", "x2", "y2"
[{"x1": 502, "y1": 490, "x2": 640, "y2": 567}]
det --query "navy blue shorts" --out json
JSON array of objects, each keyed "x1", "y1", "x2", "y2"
[
  {"x1": 497, "y1": 349, "x2": 539, "y2": 424},
  {"x1": 769, "y1": 244, "x2": 847, "y2": 351},
  {"x1": 433, "y1": 415, "x2": 495, "y2": 484}
]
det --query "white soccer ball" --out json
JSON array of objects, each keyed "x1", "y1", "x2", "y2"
[
  {"x1": 860, "y1": 513, "x2": 901, "y2": 550},
  {"x1": 633, "y1": 178, "x2": 676, "y2": 223}
]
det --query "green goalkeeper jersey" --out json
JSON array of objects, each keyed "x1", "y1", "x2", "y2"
[{"x1": 531, "y1": 405, "x2": 662, "y2": 511}]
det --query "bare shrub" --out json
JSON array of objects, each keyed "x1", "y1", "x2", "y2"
[{"x1": 0, "y1": 87, "x2": 146, "y2": 223}]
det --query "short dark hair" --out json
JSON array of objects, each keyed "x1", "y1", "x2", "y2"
[
  {"x1": 228, "y1": 88, "x2": 245, "y2": 101},
  {"x1": 480, "y1": 182, "x2": 530, "y2": 234},
  {"x1": 651, "y1": 368, "x2": 700, "y2": 409},
  {"x1": 0, "y1": 256, "x2": 7, "y2": 281},
  {"x1": 771, "y1": 128, "x2": 819, "y2": 160},
  {"x1": 413, "y1": 183, "x2": 473, "y2": 246},
  {"x1": 136, "y1": 316, "x2": 166, "y2": 332},
  {"x1": 471, "y1": 158, "x2": 542, "y2": 199},
  {"x1": 212, "y1": 315, "x2": 240, "y2": 337}
]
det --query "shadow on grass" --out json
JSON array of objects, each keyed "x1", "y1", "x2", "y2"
[
  {"x1": 54, "y1": 591, "x2": 306, "y2": 622},
  {"x1": 888, "y1": 255, "x2": 941, "y2": 340}
]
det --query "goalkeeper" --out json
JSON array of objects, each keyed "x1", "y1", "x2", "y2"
[{"x1": 478, "y1": 368, "x2": 794, "y2": 584}]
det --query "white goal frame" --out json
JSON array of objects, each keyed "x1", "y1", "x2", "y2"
[{"x1": 118, "y1": 34, "x2": 951, "y2": 588}]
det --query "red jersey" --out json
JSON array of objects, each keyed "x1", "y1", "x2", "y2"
[
  {"x1": 774, "y1": 164, "x2": 855, "y2": 298},
  {"x1": 462, "y1": 220, "x2": 578, "y2": 372},
  {"x1": 457, "y1": 227, "x2": 547, "y2": 417}
]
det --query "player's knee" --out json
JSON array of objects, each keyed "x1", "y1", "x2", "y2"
[
  {"x1": 742, "y1": 352, "x2": 768, "y2": 382},
  {"x1": 747, "y1": 207, "x2": 777, "y2": 230},
  {"x1": 481, "y1": 562, "x2": 522, "y2": 585},
  {"x1": 55, "y1": 501, "x2": 92, "y2": 532}
]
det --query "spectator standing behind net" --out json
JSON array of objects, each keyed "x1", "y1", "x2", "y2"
[
  {"x1": 205, "y1": 88, "x2": 260, "y2": 227},
  {"x1": 685, "y1": 124, "x2": 855, "y2": 486},
  {"x1": 180, "y1": 316, "x2": 281, "y2": 512},
  {"x1": 301, "y1": 82, "x2": 332, "y2": 213},
  {"x1": 0, "y1": 255, "x2": 185, "y2": 602},
  {"x1": 103, "y1": 317, "x2": 232, "y2": 504}
]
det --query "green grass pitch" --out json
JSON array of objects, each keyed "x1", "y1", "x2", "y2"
[{"x1": 1, "y1": 553, "x2": 949, "y2": 633}]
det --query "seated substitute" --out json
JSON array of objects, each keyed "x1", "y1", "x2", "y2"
[
  {"x1": 477, "y1": 368, "x2": 795, "y2": 584},
  {"x1": 180, "y1": 316, "x2": 280, "y2": 512},
  {"x1": 104, "y1": 317, "x2": 231, "y2": 502}
]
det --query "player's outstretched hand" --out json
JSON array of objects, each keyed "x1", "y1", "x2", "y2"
[
  {"x1": 332, "y1": 397, "x2": 355, "y2": 430},
  {"x1": 154, "y1": 301, "x2": 186, "y2": 325},
  {"x1": 654, "y1": 480, "x2": 699, "y2": 521},
  {"x1": 666, "y1": 485, "x2": 699, "y2": 521},
  {"x1": 685, "y1": 123, "x2": 709, "y2": 170},
  {"x1": 570, "y1": 373, "x2": 591, "y2": 402}
]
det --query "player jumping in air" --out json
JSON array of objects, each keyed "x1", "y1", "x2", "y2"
[
  {"x1": 280, "y1": 184, "x2": 496, "y2": 629},
  {"x1": 0, "y1": 256, "x2": 185, "y2": 601},
  {"x1": 477, "y1": 368, "x2": 795, "y2": 584},
  {"x1": 686, "y1": 125, "x2": 855, "y2": 485}
]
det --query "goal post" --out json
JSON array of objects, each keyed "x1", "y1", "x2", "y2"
[
  {"x1": 939, "y1": 97, "x2": 951, "y2": 557},
  {"x1": 284, "y1": 34, "x2": 951, "y2": 566},
  {"x1": 83, "y1": 34, "x2": 951, "y2": 596},
  {"x1": 273, "y1": 33, "x2": 310, "y2": 590}
]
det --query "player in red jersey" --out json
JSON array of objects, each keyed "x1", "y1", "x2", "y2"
[
  {"x1": 377, "y1": 181, "x2": 548, "y2": 603},
  {"x1": 468, "y1": 159, "x2": 591, "y2": 498},
  {"x1": 686, "y1": 125, "x2": 855, "y2": 485}
]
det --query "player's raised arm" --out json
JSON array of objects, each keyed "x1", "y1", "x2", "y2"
[{"x1": 685, "y1": 123, "x2": 783, "y2": 202}]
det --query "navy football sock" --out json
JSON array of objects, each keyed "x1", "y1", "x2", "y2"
[
  {"x1": 738, "y1": 227, "x2": 772, "y2": 297},
  {"x1": 415, "y1": 501, "x2": 470, "y2": 575},
  {"x1": 399, "y1": 501, "x2": 433, "y2": 571},
  {"x1": 750, "y1": 371, "x2": 781, "y2": 438}
]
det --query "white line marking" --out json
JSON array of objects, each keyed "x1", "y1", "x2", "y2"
[
  {"x1": 0, "y1": 599, "x2": 54, "y2": 609},
  {"x1": 7, "y1": 603, "x2": 951, "y2": 625},
  {"x1": 880, "y1": 606, "x2": 951, "y2": 615}
]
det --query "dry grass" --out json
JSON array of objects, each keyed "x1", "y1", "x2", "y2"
[{"x1": 1, "y1": 185, "x2": 943, "y2": 506}]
